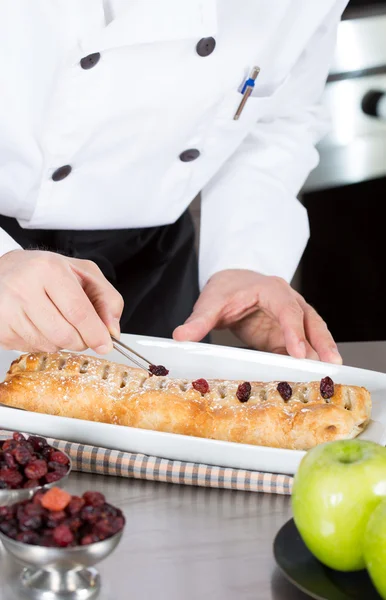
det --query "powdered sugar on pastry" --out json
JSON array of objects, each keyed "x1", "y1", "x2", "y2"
[{"x1": 0, "y1": 352, "x2": 372, "y2": 451}]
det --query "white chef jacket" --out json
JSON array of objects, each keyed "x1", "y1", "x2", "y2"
[{"x1": 0, "y1": 0, "x2": 347, "y2": 289}]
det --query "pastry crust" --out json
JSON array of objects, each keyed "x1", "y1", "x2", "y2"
[{"x1": 0, "y1": 352, "x2": 371, "y2": 450}]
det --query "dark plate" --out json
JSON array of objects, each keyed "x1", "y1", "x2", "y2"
[{"x1": 273, "y1": 519, "x2": 382, "y2": 600}]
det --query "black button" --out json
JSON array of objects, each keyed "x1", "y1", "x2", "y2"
[
  {"x1": 179, "y1": 149, "x2": 200, "y2": 162},
  {"x1": 196, "y1": 37, "x2": 216, "y2": 57},
  {"x1": 80, "y1": 53, "x2": 101, "y2": 70},
  {"x1": 52, "y1": 165, "x2": 72, "y2": 181}
]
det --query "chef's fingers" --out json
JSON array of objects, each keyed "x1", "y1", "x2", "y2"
[
  {"x1": 254, "y1": 278, "x2": 308, "y2": 359},
  {"x1": 0, "y1": 324, "x2": 35, "y2": 352},
  {"x1": 69, "y1": 259, "x2": 124, "y2": 338},
  {"x1": 173, "y1": 307, "x2": 220, "y2": 342},
  {"x1": 172, "y1": 282, "x2": 224, "y2": 341},
  {"x1": 295, "y1": 294, "x2": 342, "y2": 365},
  {"x1": 24, "y1": 298, "x2": 87, "y2": 352},
  {"x1": 45, "y1": 266, "x2": 113, "y2": 354}
]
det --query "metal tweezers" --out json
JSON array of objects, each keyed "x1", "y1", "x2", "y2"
[{"x1": 111, "y1": 336, "x2": 152, "y2": 374}]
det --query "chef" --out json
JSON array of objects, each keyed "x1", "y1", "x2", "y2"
[{"x1": 0, "y1": 1, "x2": 346, "y2": 364}]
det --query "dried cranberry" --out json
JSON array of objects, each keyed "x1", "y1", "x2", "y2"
[
  {"x1": 95, "y1": 516, "x2": 124, "y2": 538},
  {"x1": 236, "y1": 382, "x2": 252, "y2": 403},
  {"x1": 23, "y1": 479, "x2": 40, "y2": 489},
  {"x1": 81, "y1": 534, "x2": 100, "y2": 546},
  {"x1": 24, "y1": 503, "x2": 44, "y2": 517},
  {"x1": 44, "y1": 471, "x2": 64, "y2": 484},
  {"x1": 4, "y1": 451, "x2": 16, "y2": 469},
  {"x1": 67, "y1": 517, "x2": 82, "y2": 532},
  {"x1": 81, "y1": 505, "x2": 101, "y2": 524},
  {"x1": 46, "y1": 510, "x2": 67, "y2": 528},
  {"x1": 149, "y1": 364, "x2": 169, "y2": 376},
  {"x1": 16, "y1": 531, "x2": 39, "y2": 545},
  {"x1": 52, "y1": 524, "x2": 74, "y2": 547},
  {"x1": 49, "y1": 451, "x2": 69, "y2": 465},
  {"x1": 192, "y1": 378, "x2": 210, "y2": 394},
  {"x1": 320, "y1": 376, "x2": 335, "y2": 400},
  {"x1": 40, "y1": 446, "x2": 55, "y2": 460},
  {"x1": 48, "y1": 462, "x2": 68, "y2": 475},
  {"x1": 28, "y1": 436, "x2": 47, "y2": 452},
  {"x1": 0, "y1": 506, "x2": 10, "y2": 518},
  {"x1": 32, "y1": 491, "x2": 45, "y2": 505},
  {"x1": 0, "y1": 521, "x2": 18, "y2": 538},
  {"x1": 0, "y1": 468, "x2": 23, "y2": 487},
  {"x1": 0, "y1": 480, "x2": 7, "y2": 490},
  {"x1": 83, "y1": 491, "x2": 105, "y2": 507},
  {"x1": 13, "y1": 445, "x2": 32, "y2": 465},
  {"x1": 100, "y1": 503, "x2": 120, "y2": 519},
  {"x1": 67, "y1": 496, "x2": 85, "y2": 515},
  {"x1": 25, "y1": 460, "x2": 48, "y2": 480},
  {"x1": 13, "y1": 432, "x2": 26, "y2": 442},
  {"x1": 277, "y1": 382, "x2": 293, "y2": 402},
  {"x1": 20, "y1": 515, "x2": 42, "y2": 531},
  {"x1": 2, "y1": 439, "x2": 17, "y2": 451}
]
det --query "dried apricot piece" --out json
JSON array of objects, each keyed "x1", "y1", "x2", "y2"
[{"x1": 41, "y1": 487, "x2": 71, "y2": 512}]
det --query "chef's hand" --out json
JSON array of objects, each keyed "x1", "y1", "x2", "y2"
[
  {"x1": 0, "y1": 249, "x2": 123, "y2": 353},
  {"x1": 173, "y1": 269, "x2": 342, "y2": 364}
]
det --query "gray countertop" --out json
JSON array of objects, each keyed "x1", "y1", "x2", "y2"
[{"x1": 0, "y1": 341, "x2": 384, "y2": 600}]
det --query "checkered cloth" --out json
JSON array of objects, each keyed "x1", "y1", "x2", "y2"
[{"x1": 0, "y1": 431, "x2": 293, "y2": 495}]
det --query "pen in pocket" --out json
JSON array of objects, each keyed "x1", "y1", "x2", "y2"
[{"x1": 233, "y1": 66, "x2": 260, "y2": 120}]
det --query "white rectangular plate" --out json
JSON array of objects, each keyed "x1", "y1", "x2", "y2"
[{"x1": 1, "y1": 335, "x2": 386, "y2": 475}]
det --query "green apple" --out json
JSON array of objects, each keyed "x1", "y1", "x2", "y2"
[
  {"x1": 364, "y1": 499, "x2": 386, "y2": 598},
  {"x1": 292, "y1": 439, "x2": 386, "y2": 571}
]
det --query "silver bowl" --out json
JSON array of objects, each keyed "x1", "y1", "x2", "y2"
[
  {"x1": 0, "y1": 529, "x2": 123, "y2": 599},
  {"x1": 0, "y1": 448, "x2": 72, "y2": 507}
]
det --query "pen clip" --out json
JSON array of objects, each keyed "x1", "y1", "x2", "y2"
[{"x1": 234, "y1": 66, "x2": 260, "y2": 121}]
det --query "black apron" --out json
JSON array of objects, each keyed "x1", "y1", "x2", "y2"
[{"x1": 0, "y1": 211, "x2": 201, "y2": 339}]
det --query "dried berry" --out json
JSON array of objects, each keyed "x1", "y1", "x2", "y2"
[
  {"x1": 67, "y1": 496, "x2": 85, "y2": 515},
  {"x1": 49, "y1": 451, "x2": 69, "y2": 465},
  {"x1": 13, "y1": 432, "x2": 25, "y2": 442},
  {"x1": 149, "y1": 364, "x2": 169, "y2": 376},
  {"x1": 23, "y1": 479, "x2": 40, "y2": 489},
  {"x1": 46, "y1": 511, "x2": 67, "y2": 528},
  {"x1": 28, "y1": 436, "x2": 48, "y2": 452},
  {"x1": 320, "y1": 376, "x2": 335, "y2": 400},
  {"x1": 236, "y1": 382, "x2": 252, "y2": 403},
  {"x1": 4, "y1": 451, "x2": 16, "y2": 469},
  {"x1": 83, "y1": 491, "x2": 105, "y2": 507},
  {"x1": 45, "y1": 471, "x2": 65, "y2": 484},
  {"x1": 41, "y1": 487, "x2": 71, "y2": 512},
  {"x1": 0, "y1": 522, "x2": 17, "y2": 538},
  {"x1": 48, "y1": 462, "x2": 68, "y2": 475},
  {"x1": 0, "y1": 480, "x2": 7, "y2": 490},
  {"x1": 24, "y1": 503, "x2": 44, "y2": 517},
  {"x1": 19, "y1": 515, "x2": 42, "y2": 531},
  {"x1": 67, "y1": 517, "x2": 82, "y2": 532},
  {"x1": 53, "y1": 524, "x2": 74, "y2": 547},
  {"x1": 33, "y1": 491, "x2": 45, "y2": 505},
  {"x1": 13, "y1": 445, "x2": 32, "y2": 465},
  {"x1": 2, "y1": 439, "x2": 17, "y2": 451},
  {"x1": 277, "y1": 382, "x2": 293, "y2": 402},
  {"x1": 25, "y1": 460, "x2": 48, "y2": 480},
  {"x1": 0, "y1": 468, "x2": 23, "y2": 487},
  {"x1": 192, "y1": 378, "x2": 210, "y2": 394},
  {"x1": 81, "y1": 505, "x2": 101, "y2": 524},
  {"x1": 81, "y1": 534, "x2": 100, "y2": 545},
  {"x1": 16, "y1": 531, "x2": 39, "y2": 544}
]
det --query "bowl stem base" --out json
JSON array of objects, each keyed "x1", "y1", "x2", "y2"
[{"x1": 19, "y1": 565, "x2": 100, "y2": 599}]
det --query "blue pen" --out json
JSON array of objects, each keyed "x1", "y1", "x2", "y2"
[{"x1": 234, "y1": 66, "x2": 260, "y2": 120}]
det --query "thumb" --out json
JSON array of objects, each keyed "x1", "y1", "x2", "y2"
[{"x1": 173, "y1": 306, "x2": 221, "y2": 342}]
